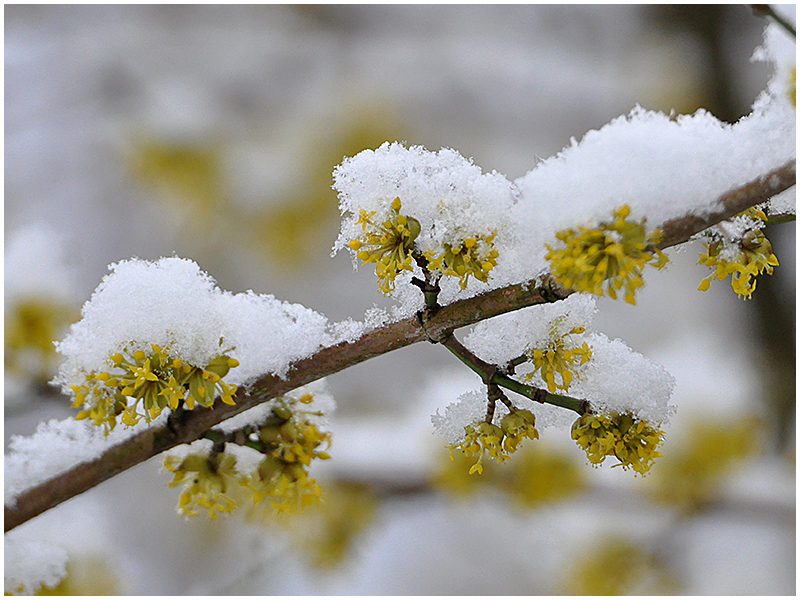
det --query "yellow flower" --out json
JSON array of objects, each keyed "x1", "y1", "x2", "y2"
[
  {"x1": 425, "y1": 233, "x2": 500, "y2": 289},
  {"x1": 242, "y1": 395, "x2": 332, "y2": 512},
  {"x1": 164, "y1": 452, "x2": 239, "y2": 519},
  {"x1": 525, "y1": 325, "x2": 591, "y2": 393},
  {"x1": 348, "y1": 197, "x2": 421, "y2": 294},
  {"x1": 697, "y1": 229, "x2": 779, "y2": 299},
  {"x1": 499, "y1": 408, "x2": 539, "y2": 454},
  {"x1": 244, "y1": 462, "x2": 323, "y2": 513},
  {"x1": 546, "y1": 206, "x2": 668, "y2": 305},
  {"x1": 571, "y1": 412, "x2": 664, "y2": 475},
  {"x1": 70, "y1": 342, "x2": 239, "y2": 434},
  {"x1": 72, "y1": 377, "x2": 125, "y2": 434},
  {"x1": 450, "y1": 409, "x2": 539, "y2": 475}
]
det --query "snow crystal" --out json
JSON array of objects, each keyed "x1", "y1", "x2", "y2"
[
  {"x1": 752, "y1": 6, "x2": 796, "y2": 108},
  {"x1": 463, "y1": 293, "x2": 598, "y2": 366},
  {"x1": 54, "y1": 256, "x2": 331, "y2": 394},
  {"x1": 4, "y1": 414, "x2": 166, "y2": 507},
  {"x1": 215, "y1": 289, "x2": 329, "y2": 383},
  {"x1": 332, "y1": 142, "x2": 518, "y2": 314},
  {"x1": 767, "y1": 187, "x2": 796, "y2": 217},
  {"x1": 333, "y1": 142, "x2": 516, "y2": 258},
  {"x1": 436, "y1": 292, "x2": 675, "y2": 436},
  {"x1": 4, "y1": 531, "x2": 68, "y2": 595},
  {"x1": 568, "y1": 333, "x2": 676, "y2": 424},
  {"x1": 431, "y1": 389, "x2": 487, "y2": 445},
  {"x1": 328, "y1": 318, "x2": 367, "y2": 345}
]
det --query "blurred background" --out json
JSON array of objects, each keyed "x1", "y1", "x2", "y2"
[{"x1": 5, "y1": 4, "x2": 795, "y2": 595}]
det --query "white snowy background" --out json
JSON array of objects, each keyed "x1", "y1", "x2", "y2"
[{"x1": 5, "y1": 5, "x2": 795, "y2": 595}]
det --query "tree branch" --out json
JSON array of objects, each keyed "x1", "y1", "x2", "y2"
[
  {"x1": 5, "y1": 159, "x2": 794, "y2": 532},
  {"x1": 655, "y1": 160, "x2": 796, "y2": 249}
]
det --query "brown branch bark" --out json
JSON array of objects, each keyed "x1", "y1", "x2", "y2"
[
  {"x1": 4, "y1": 159, "x2": 795, "y2": 532},
  {"x1": 655, "y1": 160, "x2": 796, "y2": 249}
]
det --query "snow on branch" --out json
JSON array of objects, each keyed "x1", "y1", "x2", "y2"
[{"x1": 4, "y1": 158, "x2": 795, "y2": 533}]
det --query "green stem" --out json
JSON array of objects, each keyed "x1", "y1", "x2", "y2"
[
  {"x1": 766, "y1": 213, "x2": 796, "y2": 226},
  {"x1": 439, "y1": 334, "x2": 586, "y2": 415},
  {"x1": 494, "y1": 375, "x2": 585, "y2": 415}
]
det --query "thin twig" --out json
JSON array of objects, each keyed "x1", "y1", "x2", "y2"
[
  {"x1": 440, "y1": 334, "x2": 585, "y2": 415},
  {"x1": 655, "y1": 160, "x2": 795, "y2": 249}
]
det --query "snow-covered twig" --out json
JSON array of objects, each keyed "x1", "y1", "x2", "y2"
[{"x1": 4, "y1": 160, "x2": 795, "y2": 533}]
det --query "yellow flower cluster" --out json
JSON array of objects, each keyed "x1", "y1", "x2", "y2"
[
  {"x1": 347, "y1": 197, "x2": 501, "y2": 294},
  {"x1": 525, "y1": 325, "x2": 592, "y2": 393},
  {"x1": 164, "y1": 452, "x2": 239, "y2": 519},
  {"x1": 348, "y1": 197, "x2": 421, "y2": 294},
  {"x1": 546, "y1": 206, "x2": 668, "y2": 305},
  {"x1": 70, "y1": 343, "x2": 239, "y2": 433},
  {"x1": 425, "y1": 233, "x2": 500, "y2": 289},
  {"x1": 697, "y1": 228, "x2": 779, "y2": 299},
  {"x1": 243, "y1": 395, "x2": 332, "y2": 512},
  {"x1": 450, "y1": 408, "x2": 539, "y2": 475},
  {"x1": 571, "y1": 412, "x2": 664, "y2": 475}
]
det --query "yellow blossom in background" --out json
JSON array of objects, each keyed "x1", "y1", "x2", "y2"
[
  {"x1": 163, "y1": 452, "x2": 239, "y2": 519},
  {"x1": 436, "y1": 443, "x2": 584, "y2": 508},
  {"x1": 504, "y1": 447, "x2": 584, "y2": 508},
  {"x1": 5, "y1": 298, "x2": 77, "y2": 384},
  {"x1": 546, "y1": 205, "x2": 668, "y2": 305},
  {"x1": 563, "y1": 535, "x2": 681, "y2": 595},
  {"x1": 70, "y1": 342, "x2": 239, "y2": 434},
  {"x1": 36, "y1": 555, "x2": 121, "y2": 596},
  {"x1": 435, "y1": 447, "x2": 496, "y2": 495},
  {"x1": 348, "y1": 197, "x2": 421, "y2": 294},
  {"x1": 648, "y1": 417, "x2": 759, "y2": 512},
  {"x1": 697, "y1": 228, "x2": 779, "y2": 299},
  {"x1": 425, "y1": 233, "x2": 500, "y2": 289},
  {"x1": 250, "y1": 482, "x2": 378, "y2": 569},
  {"x1": 450, "y1": 409, "x2": 539, "y2": 475},
  {"x1": 571, "y1": 412, "x2": 664, "y2": 475},
  {"x1": 525, "y1": 325, "x2": 592, "y2": 393}
]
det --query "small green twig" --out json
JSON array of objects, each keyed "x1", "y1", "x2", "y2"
[
  {"x1": 440, "y1": 334, "x2": 586, "y2": 415},
  {"x1": 504, "y1": 354, "x2": 530, "y2": 375},
  {"x1": 765, "y1": 213, "x2": 796, "y2": 226}
]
